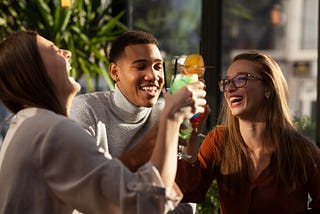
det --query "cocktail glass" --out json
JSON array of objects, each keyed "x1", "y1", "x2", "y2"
[{"x1": 170, "y1": 73, "x2": 198, "y2": 159}]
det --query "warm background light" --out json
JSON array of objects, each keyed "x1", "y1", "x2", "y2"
[{"x1": 61, "y1": 0, "x2": 71, "y2": 8}]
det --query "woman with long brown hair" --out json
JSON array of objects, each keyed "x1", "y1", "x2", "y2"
[
  {"x1": 0, "y1": 30, "x2": 207, "y2": 213},
  {"x1": 177, "y1": 51, "x2": 320, "y2": 213}
]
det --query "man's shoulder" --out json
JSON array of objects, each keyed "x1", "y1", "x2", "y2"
[
  {"x1": 70, "y1": 91, "x2": 113, "y2": 117},
  {"x1": 74, "y1": 91, "x2": 112, "y2": 103},
  {"x1": 72, "y1": 91, "x2": 114, "y2": 109}
]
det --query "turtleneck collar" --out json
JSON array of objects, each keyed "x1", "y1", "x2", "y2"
[{"x1": 111, "y1": 84, "x2": 152, "y2": 123}]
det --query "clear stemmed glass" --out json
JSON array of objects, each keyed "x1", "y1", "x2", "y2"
[
  {"x1": 167, "y1": 55, "x2": 206, "y2": 159},
  {"x1": 169, "y1": 62, "x2": 199, "y2": 159}
]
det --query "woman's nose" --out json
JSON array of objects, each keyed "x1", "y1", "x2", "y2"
[{"x1": 62, "y1": 49, "x2": 71, "y2": 59}]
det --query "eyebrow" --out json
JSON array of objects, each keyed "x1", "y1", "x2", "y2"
[
  {"x1": 132, "y1": 59, "x2": 163, "y2": 64},
  {"x1": 225, "y1": 72, "x2": 250, "y2": 79}
]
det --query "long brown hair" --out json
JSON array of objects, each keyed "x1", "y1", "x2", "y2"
[
  {"x1": 0, "y1": 30, "x2": 66, "y2": 115},
  {"x1": 218, "y1": 51, "x2": 318, "y2": 193}
]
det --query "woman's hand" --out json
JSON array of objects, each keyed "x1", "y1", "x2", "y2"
[{"x1": 162, "y1": 81, "x2": 207, "y2": 123}]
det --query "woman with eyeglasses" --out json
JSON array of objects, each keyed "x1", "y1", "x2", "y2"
[{"x1": 176, "y1": 51, "x2": 320, "y2": 213}]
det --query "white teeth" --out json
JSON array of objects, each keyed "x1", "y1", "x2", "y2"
[
  {"x1": 142, "y1": 86, "x2": 158, "y2": 92},
  {"x1": 230, "y1": 96, "x2": 242, "y2": 103}
]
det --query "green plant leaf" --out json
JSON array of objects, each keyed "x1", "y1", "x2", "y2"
[
  {"x1": 35, "y1": 0, "x2": 54, "y2": 28},
  {"x1": 0, "y1": 0, "x2": 127, "y2": 91},
  {"x1": 79, "y1": 58, "x2": 94, "y2": 92},
  {"x1": 97, "y1": 10, "x2": 126, "y2": 37}
]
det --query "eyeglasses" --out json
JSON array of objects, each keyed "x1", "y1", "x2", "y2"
[{"x1": 219, "y1": 73, "x2": 264, "y2": 92}]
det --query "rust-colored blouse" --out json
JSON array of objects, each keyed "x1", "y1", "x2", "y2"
[{"x1": 176, "y1": 127, "x2": 320, "y2": 214}]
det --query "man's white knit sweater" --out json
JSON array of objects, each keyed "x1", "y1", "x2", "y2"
[{"x1": 69, "y1": 85, "x2": 165, "y2": 158}]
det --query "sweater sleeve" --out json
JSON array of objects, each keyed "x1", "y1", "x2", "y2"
[
  {"x1": 176, "y1": 127, "x2": 224, "y2": 203},
  {"x1": 39, "y1": 119, "x2": 182, "y2": 213}
]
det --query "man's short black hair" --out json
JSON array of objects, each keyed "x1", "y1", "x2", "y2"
[{"x1": 109, "y1": 30, "x2": 159, "y2": 63}]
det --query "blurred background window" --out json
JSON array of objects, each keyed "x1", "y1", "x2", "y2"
[
  {"x1": 130, "y1": 0, "x2": 202, "y2": 58},
  {"x1": 128, "y1": 0, "x2": 318, "y2": 143}
]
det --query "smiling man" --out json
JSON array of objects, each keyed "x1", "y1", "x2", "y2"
[
  {"x1": 70, "y1": 30, "x2": 199, "y2": 214},
  {"x1": 70, "y1": 30, "x2": 165, "y2": 159}
]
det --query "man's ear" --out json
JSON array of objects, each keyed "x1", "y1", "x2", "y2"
[{"x1": 109, "y1": 63, "x2": 119, "y2": 82}]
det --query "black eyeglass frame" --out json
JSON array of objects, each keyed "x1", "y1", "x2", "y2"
[{"x1": 218, "y1": 73, "x2": 265, "y2": 92}]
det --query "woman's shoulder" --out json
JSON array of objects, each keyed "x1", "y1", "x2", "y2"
[
  {"x1": 201, "y1": 125, "x2": 227, "y2": 151},
  {"x1": 35, "y1": 109, "x2": 96, "y2": 151},
  {"x1": 206, "y1": 125, "x2": 227, "y2": 140},
  {"x1": 291, "y1": 132, "x2": 320, "y2": 167}
]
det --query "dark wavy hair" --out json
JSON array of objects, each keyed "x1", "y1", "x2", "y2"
[{"x1": 0, "y1": 30, "x2": 66, "y2": 116}]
